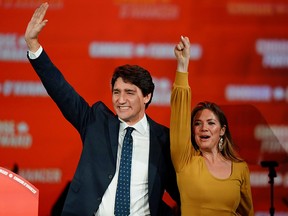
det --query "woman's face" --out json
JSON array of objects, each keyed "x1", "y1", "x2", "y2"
[{"x1": 193, "y1": 109, "x2": 225, "y2": 152}]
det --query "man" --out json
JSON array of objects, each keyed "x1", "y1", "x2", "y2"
[{"x1": 25, "y1": 2, "x2": 179, "y2": 216}]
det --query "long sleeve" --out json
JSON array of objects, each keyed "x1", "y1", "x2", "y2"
[
  {"x1": 170, "y1": 71, "x2": 195, "y2": 172},
  {"x1": 27, "y1": 49, "x2": 92, "y2": 133},
  {"x1": 237, "y1": 163, "x2": 254, "y2": 216}
]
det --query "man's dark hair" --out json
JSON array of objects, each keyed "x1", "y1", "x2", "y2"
[{"x1": 111, "y1": 64, "x2": 155, "y2": 109}]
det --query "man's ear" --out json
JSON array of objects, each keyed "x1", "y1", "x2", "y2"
[{"x1": 144, "y1": 93, "x2": 151, "y2": 104}]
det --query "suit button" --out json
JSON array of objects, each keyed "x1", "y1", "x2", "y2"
[
  {"x1": 108, "y1": 174, "x2": 113, "y2": 179},
  {"x1": 97, "y1": 197, "x2": 101, "y2": 201}
]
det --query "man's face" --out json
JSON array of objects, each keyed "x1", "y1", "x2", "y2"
[{"x1": 112, "y1": 77, "x2": 151, "y2": 125}]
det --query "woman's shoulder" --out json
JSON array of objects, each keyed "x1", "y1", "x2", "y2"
[
  {"x1": 232, "y1": 160, "x2": 250, "y2": 175},
  {"x1": 233, "y1": 160, "x2": 249, "y2": 168}
]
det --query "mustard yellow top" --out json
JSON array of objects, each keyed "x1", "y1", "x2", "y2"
[{"x1": 170, "y1": 72, "x2": 254, "y2": 216}]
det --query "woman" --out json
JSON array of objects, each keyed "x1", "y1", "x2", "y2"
[{"x1": 170, "y1": 36, "x2": 254, "y2": 215}]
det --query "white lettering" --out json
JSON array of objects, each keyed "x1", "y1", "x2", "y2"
[
  {"x1": 0, "y1": 169, "x2": 8, "y2": 176},
  {"x1": 255, "y1": 39, "x2": 288, "y2": 69},
  {"x1": 0, "y1": 121, "x2": 15, "y2": 134},
  {"x1": 250, "y1": 171, "x2": 282, "y2": 187},
  {"x1": 0, "y1": 134, "x2": 32, "y2": 148},
  {"x1": 89, "y1": 42, "x2": 202, "y2": 60},
  {"x1": 255, "y1": 124, "x2": 288, "y2": 152},
  {"x1": 13, "y1": 175, "x2": 24, "y2": 184},
  {"x1": 152, "y1": 77, "x2": 171, "y2": 106},
  {"x1": 226, "y1": 85, "x2": 271, "y2": 101},
  {"x1": 89, "y1": 42, "x2": 133, "y2": 58},
  {"x1": 19, "y1": 169, "x2": 62, "y2": 183},
  {"x1": 1, "y1": 80, "x2": 48, "y2": 97},
  {"x1": 12, "y1": 175, "x2": 37, "y2": 194}
]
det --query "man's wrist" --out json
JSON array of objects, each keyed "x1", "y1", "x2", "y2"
[
  {"x1": 25, "y1": 39, "x2": 41, "y2": 52},
  {"x1": 28, "y1": 46, "x2": 43, "y2": 59}
]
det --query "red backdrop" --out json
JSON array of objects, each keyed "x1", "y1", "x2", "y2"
[{"x1": 1, "y1": 0, "x2": 288, "y2": 215}]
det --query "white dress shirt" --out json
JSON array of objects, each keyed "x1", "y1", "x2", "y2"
[{"x1": 96, "y1": 116, "x2": 150, "y2": 215}]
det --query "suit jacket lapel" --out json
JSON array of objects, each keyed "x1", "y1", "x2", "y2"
[
  {"x1": 108, "y1": 115, "x2": 120, "y2": 165},
  {"x1": 147, "y1": 116, "x2": 162, "y2": 196},
  {"x1": 108, "y1": 114, "x2": 163, "y2": 197}
]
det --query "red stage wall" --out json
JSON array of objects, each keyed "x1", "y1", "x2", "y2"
[{"x1": 1, "y1": 0, "x2": 288, "y2": 215}]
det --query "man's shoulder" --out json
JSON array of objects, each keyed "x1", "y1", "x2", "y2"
[
  {"x1": 91, "y1": 101, "x2": 115, "y2": 117},
  {"x1": 147, "y1": 115, "x2": 169, "y2": 132}
]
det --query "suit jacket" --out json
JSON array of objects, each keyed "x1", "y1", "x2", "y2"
[{"x1": 28, "y1": 50, "x2": 180, "y2": 216}]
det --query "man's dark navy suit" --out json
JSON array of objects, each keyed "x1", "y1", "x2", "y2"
[{"x1": 28, "y1": 50, "x2": 180, "y2": 216}]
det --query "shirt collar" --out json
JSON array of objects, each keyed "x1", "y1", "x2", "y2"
[{"x1": 119, "y1": 115, "x2": 148, "y2": 135}]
